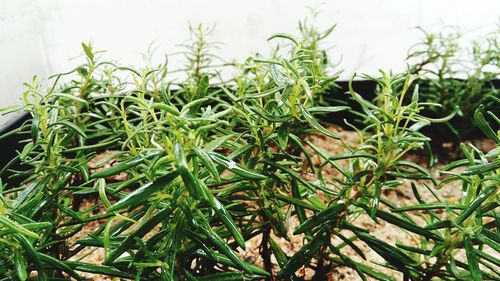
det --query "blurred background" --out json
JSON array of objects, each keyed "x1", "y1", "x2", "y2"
[{"x1": 1, "y1": 0, "x2": 499, "y2": 114}]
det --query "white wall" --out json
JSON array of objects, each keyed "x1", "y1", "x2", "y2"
[{"x1": 1, "y1": 0, "x2": 499, "y2": 116}]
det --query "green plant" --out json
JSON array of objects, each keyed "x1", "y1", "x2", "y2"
[
  {"x1": 0, "y1": 19, "x2": 342, "y2": 279},
  {"x1": 407, "y1": 26, "x2": 499, "y2": 140},
  {"x1": 397, "y1": 101, "x2": 500, "y2": 281},
  {"x1": 277, "y1": 71, "x2": 446, "y2": 280},
  {"x1": 0, "y1": 19, "x2": 498, "y2": 281}
]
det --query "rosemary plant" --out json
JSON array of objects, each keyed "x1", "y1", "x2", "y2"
[
  {"x1": 0, "y1": 20, "x2": 498, "y2": 281},
  {"x1": 407, "y1": 26, "x2": 499, "y2": 141}
]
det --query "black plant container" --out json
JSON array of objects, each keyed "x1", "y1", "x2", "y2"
[{"x1": 0, "y1": 113, "x2": 30, "y2": 185}]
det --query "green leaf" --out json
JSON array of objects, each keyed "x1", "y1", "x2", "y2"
[
  {"x1": 330, "y1": 257, "x2": 396, "y2": 281},
  {"x1": 104, "y1": 207, "x2": 173, "y2": 264},
  {"x1": 0, "y1": 215, "x2": 39, "y2": 239},
  {"x1": 393, "y1": 203, "x2": 464, "y2": 212},
  {"x1": 14, "y1": 249, "x2": 28, "y2": 281},
  {"x1": 198, "y1": 272, "x2": 245, "y2": 281},
  {"x1": 336, "y1": 233, "x2": 366, "y2": 259},
  {"x1": 150, "y1": 102, "x2": 180, "y2": 116},
  {"x1": 277, "y1": 122, "x2": 289, "y2": 149},
  {"x1": 49, "y1": 120, "x2": 87, "y2": 138},
  {"x1": 19, "y1": 142, "x2": 34, "y2": 161},
  {"x1": 395, "y1": 160, "x2": 435, "y2": 183},
  {"x1": 294, "y1": 202, "x2": 345, "y2": 234},
  {"x1": 289, "y1": 133, "x2": 315, "y2": 173},
  {"x1": 64, "y1": 138, "x2": 119, "y2": 153},
  {"x1": 462, "y1": 161, "x2": 500, "y2": 176},
  {"x1": 68, "y1": 261, "x2": 135, "y2": 279},
  {"x1": 267, "y1": 33, "x2": 299, "y2": 46},
  {"x1": 198, "y1": 179, "x2": 246, "y2": 249},
  {"x1": 195, "y1": 74, "x2": 210, "y2": 99},
  {"x1": 464, "y1": 235, "x2": 483, "y2": 281},
  {"x1": 455, "y1": 185, "x2": 497, "y2": 225},
  {"x1": 473, "y1": 105, "x2": 499, "y2": 143},
  {"x1": 175, "y1": 143, "x2": 203, "y2": 199},
  {"x1": 291, "y1": 180, "x2": 308, "y2": 224},
  {"x1": 275, "y1": 193, "x2": 320, "y2": 212},
  {"x1": 181, "y1": 98, "x2": 209, "y2": 115},
  {"x1": 198, "y1": 224, "x2": 251, "y2": 274},
  {"x1": 194, "y1": 148, "x2": 220, "y2": 182},
  {"x1": 328, "y1": 244, "x2": 367, "y2": 281},
  {"x1": 243, "y1": 86, "x2": 285, "y2": 100},
  {"x1": 96, "y1": 178, "x2": 111, "y2": 208},
  {"x1": 81, "y1": 42, "x2": 94, "y2": 61},
  {"x1": 209, "y1": 152, "x2": 266, "y2": 180},
  {"x1": 355, "y1": 231, "x2": 419, "y2": 269},
  {"x1": 298, "y1": 104, "x2": 339, "y2": 139},
  {"x1": 358, "y1": 204, "x2": 443, "y2": 242},
  {"x1": 91, "y1": 150, "x2": 162, "y2": 179},
  {"x1": 270, "y1": 64, "x2": 287, "y2": 86},
  {"x1": 265, "y1": 160, "x2": 317, "y2": 192},
  {"x1": 370, "y1": 182, "x2": 382, "y2": 219},
  {"x1": 204, "y1": 135, "x2": 234, "y2": 152},
  {"x1": 308, "y1": 106, "x2": 350, "y2": 113},
  {"x1": 51, "y1": 92, "x2": 89, "y2": 105},
  {"x1": 39, "y1": 253, "x2": 81, "y2": 280},
  {"x1": 278, "y1": 228, "x2": 327, "y2": 277},
  {"x1": 270, "y1": 239, "x2": 299, "y2": 280},
  {"x1": 31, "y1": 114, "x2": 39, "y2": 142},
  {"x1": 14, "y1": 233, "x2": 46, "y2": 280},
  {"x1": 108, "y1": 171, "x2": 178, "y2": 212},
  {"x1": 250, "y1": 105, "x2": 291, "y2": 122}
]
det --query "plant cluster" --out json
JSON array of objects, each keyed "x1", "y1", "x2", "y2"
[
  {"x1": 407, "y1": 25, "x2": 499, "y2": 140},
  {"x1": 0, "y1": 20, "x2": 499, "y2": 281}
]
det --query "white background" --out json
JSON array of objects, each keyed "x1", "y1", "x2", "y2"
[{"x1": 0, "y1": 0, "x2": 499, "y2": 114}]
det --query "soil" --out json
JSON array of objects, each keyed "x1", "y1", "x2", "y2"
[{"x1": 68, "y1": 125, "x2": 495, "y2": 280}]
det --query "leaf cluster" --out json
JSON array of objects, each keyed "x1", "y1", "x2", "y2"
[{"x1": 0, "y1": 20, "x2": 498, "y2": 281}]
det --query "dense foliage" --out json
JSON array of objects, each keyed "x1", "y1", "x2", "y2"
[
  {"x1": 407, "y1": 26, "x2": 499, "y2": 140},
  {"x1": 0, "y1": 20, "x2": 498, "y2": 281}
]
